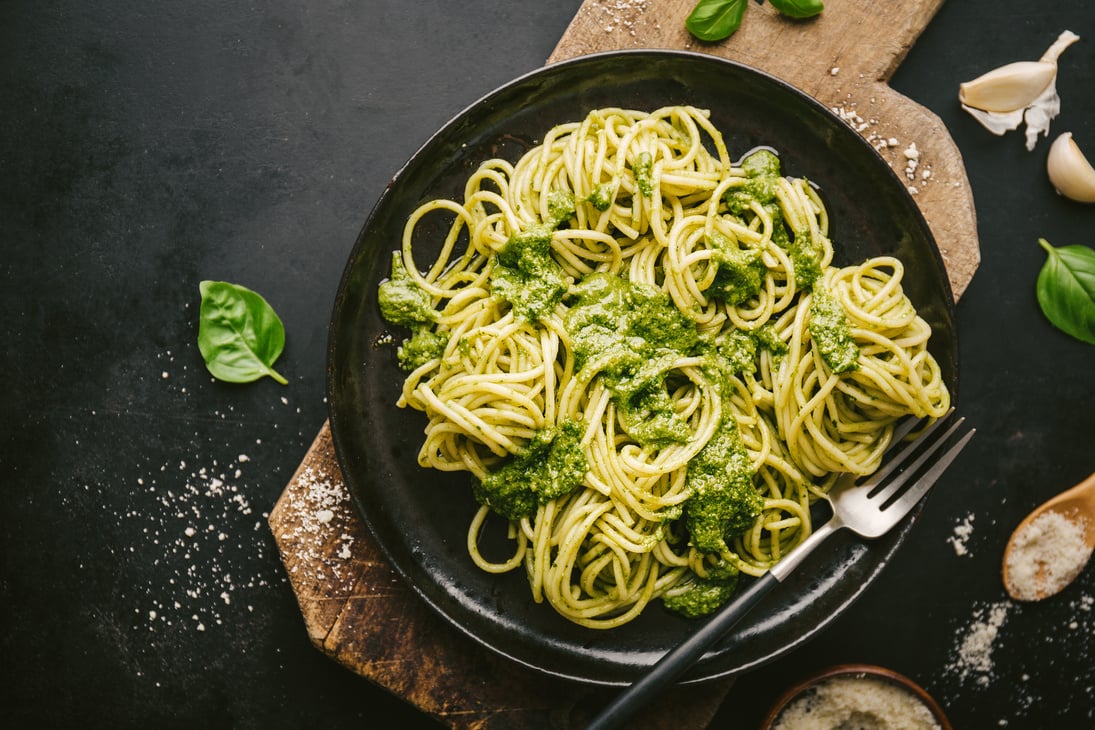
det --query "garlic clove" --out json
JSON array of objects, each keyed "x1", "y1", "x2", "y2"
[
  {"x1": 959, "y1": 61, "x2": 1057, "y2": 113},
  {"x1": 958, "y1": 30, "x2": 1080, "y2": 150},
  {"x1": 1047, "y1": 132, "x2": 1095, "y2": 203},
  {"x1": 1040, "y1": 29, "x2": 1081, "y2": 64}
]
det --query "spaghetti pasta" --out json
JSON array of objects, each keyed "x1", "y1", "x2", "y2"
[{"x1": 376, "y1": 106, "x2": 950, "y2": 629}]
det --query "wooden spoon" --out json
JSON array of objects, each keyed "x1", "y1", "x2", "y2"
[{"x1": 1002, "y1": 471, "x2": 1095, "y2": 601}]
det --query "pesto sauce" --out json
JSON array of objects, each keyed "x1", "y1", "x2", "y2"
[
  {"x1": 662, "y1": 575, "x2": 739, "y2": 619},
  {"x1": 663, "y1": 534, "x2": 742, "y2": 618},
  {"x1": 683, "y1": 416, "x2": 762, "y2": 554},
  {"x1": 704, "y1": 323, "x2": 787, "y2": 379},
  {"x1": 753, "y1": 324, "x2": 789, "y2": 363},
  {"x1": 546, "y1": 190, "x2": 576, "y2": 225},
  {"x1": 709, "y1": 329, "x2": 757, "y2": 376},
  {"x1": 377, "y1": 253, "x2": 449, "y2": 371},
  {"x1": 615, "y1": 355, "x2": 694, "y2": 445},
  {"x1": 472, "y1": 419, "x2": 587, "y2": 520},
  {"x1": 722, "y1": 149, "x2": 823, "y2": 290},
  {"x1": 787, "y1": 230, "x2": 823, "y2": 290},
  {"x1": 708, "y1": 231, "x2": 766, "y2": 305},
  {"x1": 587, "y1": 180, "x2": 617, "y2": 211},
  {"x1": 725, "y1": 149, "x2": 781, "y2": 214},
  {"x1": 397, "y1": 328, "x2": 446, "y2": 370},
  {"x1": 741, "y1": 148, "x2": 781, "y2": 177},
  {"x1": 489, "y1": 193, "x2": 577, "y2": 322},
  {"x1": 809, "y1": 285, "x2": 860, "y2": 373},
  {"x1": 565, "y1": 273, "x2": 701, "y2": 446},
  {"x1": 491, "y1": 224, "x2": 568, "y2": 322},
  {"x1": 765, "y1": 203, "x2": 790, "y2": 246},
  {"x1": 377, "y1": 252, "x2": 435, "y2": 327}
]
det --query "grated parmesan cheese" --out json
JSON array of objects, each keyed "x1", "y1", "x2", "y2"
[
  {"x1": 276, "y1": 466, "x2": 358, "y2": 590},
  {"x1": 948, "y1": 512, "x2": 975, "y2": 557},
  {"x1": 944, "y1": 601, "x2": 1010, "y2": 687},
  {"x1": 590, "y1": 0, "x2": 651, "y2": 39},
  {"x1": 829, "y1": 101, "x2": 932, "y2": 195},
  {"x1": 772, "y1": 675, "x2": 941, "y2": 729},
  {"x1": 1005, "y1": 511, "x2": 1092, "y2": 601}
]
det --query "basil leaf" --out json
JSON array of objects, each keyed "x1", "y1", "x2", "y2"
[
  {"x1": 768, "y1": 0, "x2": 824, "y2": 19},
  {"x1": 686, "y1": 0, "x2": 748, "y2": 42},
  {"x1": 1035, "y1": 239, "x2": 1095, "y2": 345},
  {"x1": 197, "y1": 280, "x2": 290, "y2": 384}
]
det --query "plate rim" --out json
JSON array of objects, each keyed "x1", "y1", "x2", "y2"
[{"x1": 326, "y1": 48, "x2": 959, "y2": 686}]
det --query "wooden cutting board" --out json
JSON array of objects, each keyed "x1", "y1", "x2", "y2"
[{"x1": 268, "y1": 2, "x2": 979, "y2": 727}]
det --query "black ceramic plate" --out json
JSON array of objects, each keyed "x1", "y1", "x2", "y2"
[{"x1": 327, "y1": 50, "x2": 958, "y2": 686}]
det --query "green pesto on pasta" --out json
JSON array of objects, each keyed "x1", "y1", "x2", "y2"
[{"x1": 376, "y1": 106, "x2": 950, "y2": 629}]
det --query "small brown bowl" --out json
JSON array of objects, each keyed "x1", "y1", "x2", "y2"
[{"x1": 759, "y1": 663, "x2": 952, "y2": 729}]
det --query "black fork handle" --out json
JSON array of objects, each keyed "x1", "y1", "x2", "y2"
[{"x1": 585, "y1": 571, "x2": 781, "y2": 730}]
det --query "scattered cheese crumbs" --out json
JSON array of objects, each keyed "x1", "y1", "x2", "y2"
[
  {"x1": 1004, "y1": 511, "x2": 1092, "y2": 601},
  {"x1": 277, "y1": 466, "x2": 357, "y2": 589},
  {"x1": 945, "y1": 601, "x2": 1010, "y2": 687},
  {"x1": 103, "y1": 452, "x2": 283, "y2": 639},
  {"x1": 832, "y1": 103, "x2": 871, "y2": 133},
  {"x1": 772, "y1": 675, "x2": 940, "y2": 729},
  {"x1": 337, "y1": 537, "x2": 354, "y2": 560},
  {"x1": 830, "y1": 101, "x2": 931, "y2": 196},
  {"x1": 948, "y1": 512, "x2": 975, "y2": 557},
  {"x1": 590, "y1": 0, "x2": 652, "y2": 41},
  {"x1": 904, "y1": 143, "x2": 920, "y2": 180}
]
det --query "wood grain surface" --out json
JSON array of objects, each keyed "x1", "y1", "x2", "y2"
[{"x1": 268, "y1": 2, "x2": 981, "y2": 727}]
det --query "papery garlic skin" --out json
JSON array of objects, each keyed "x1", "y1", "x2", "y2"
[
  {"x1": 1047, "y1": 133, "x2": 1095, "y2": 203},
  {"x1": 959, "y1": 30, "x2": 1080, "y2": 151},
  {"x1": 1021, "y1": 82, "x2": 1063, "y2": 151}
]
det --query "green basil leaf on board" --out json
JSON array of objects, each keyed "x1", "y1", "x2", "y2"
[
  {"x1": 197, "y1": 280, "x2": 290, "y2": 384},
  {"x1": 768, "y1": 0, "x2": 824, "y2": 19},
  {"x1": 1035, "y1": 239, "x2": 1095, "y2": 345},
  {"x1": 686, "y1": 0, "x2": 749, "y2": 42}
]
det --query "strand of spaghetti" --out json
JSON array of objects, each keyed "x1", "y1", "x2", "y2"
[
  {"x1": 526, "y1": 500, "x2": 557, "y2": 603},
  {"x1": 415, "y1": 384, "x2": 517, "y2": 457},
  {"x1": 400, "y1": 199, "x2": 476, "y2": 296},
  {"x1": 468, "y1": 505, "x2": 526, "y2": 573}
]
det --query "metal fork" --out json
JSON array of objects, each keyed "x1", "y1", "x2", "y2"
[{"x1": 586, "y1": 410, "x2": 975, "y2": 730}]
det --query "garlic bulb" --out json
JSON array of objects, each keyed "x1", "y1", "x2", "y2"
[
  {"x1": 1047, "y1": 132, "x2": 1095, "y2": 203},
  {"x1": 959, "y1": 30, "x2": 1080, "y2": 151}
]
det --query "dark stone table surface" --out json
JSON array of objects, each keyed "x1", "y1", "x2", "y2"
[{"x1": 3, "y1": 1, "x2": 1093, "y2": 727}]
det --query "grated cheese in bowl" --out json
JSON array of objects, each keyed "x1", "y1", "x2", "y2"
[{"x1": 763, "y1": 665, "x2": 949, "y2": 730}]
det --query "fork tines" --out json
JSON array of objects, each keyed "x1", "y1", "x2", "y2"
[{"x1": 866, "y1": 410, "x2": 974, "y2": 512}]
